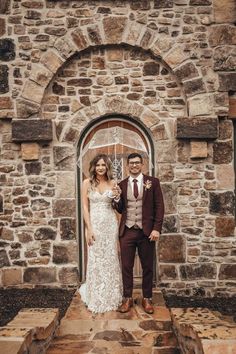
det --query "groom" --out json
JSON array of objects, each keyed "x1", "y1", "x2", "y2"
[{"x1": 113, "y1": 153, "x2": 164, "y2": 314}]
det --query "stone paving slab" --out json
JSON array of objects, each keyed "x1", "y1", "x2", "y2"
[
  {"x1": 46, "y1": 289, "x2": 180, "y2": 354},
  {"x1": 7, "y1": 308, "x2": 59, "y2": 340},
  {"x1": 0, "y1": 338, "x2": 26, "y2": 354},
  {"x1": 171, "y1": 307, "x2": 236, "y2": 354}
]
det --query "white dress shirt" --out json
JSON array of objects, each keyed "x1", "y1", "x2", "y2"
[{"x1": 129, "y1": 173, "x2": 143, "y2": 195}]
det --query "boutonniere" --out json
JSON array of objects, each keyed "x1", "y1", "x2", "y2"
[{"x1": 144, "y1": 180, "x2": 152, "y2": 190}]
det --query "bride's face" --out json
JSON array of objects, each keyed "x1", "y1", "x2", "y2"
[{"x1": 95, "y1": 158, "x2": 107, "y2": 177}]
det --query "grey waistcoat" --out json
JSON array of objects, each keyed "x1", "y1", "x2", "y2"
[{"x1": 126, "y1": 180, "x2": 143, "y2": 229}]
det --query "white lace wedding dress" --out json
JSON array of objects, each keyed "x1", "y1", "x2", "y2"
[{"x1": 79, "y1": 189, "x2": 123, "y2": 313}]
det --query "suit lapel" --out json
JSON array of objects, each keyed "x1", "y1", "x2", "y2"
[
  {"x1": 142, "y1": 174, "x2": 148, "y2": 203},
  {"x1": 122, "y1": 177, "x2": 129, "y2": 207}
]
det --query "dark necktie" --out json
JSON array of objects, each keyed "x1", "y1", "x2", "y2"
[{"x1": 133, "y1": 179, "x2": 139, "y2": 199}]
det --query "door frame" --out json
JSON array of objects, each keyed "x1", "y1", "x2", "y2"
[{"x1": 76, "y1": 114, "x2": 155, "y2": 283}]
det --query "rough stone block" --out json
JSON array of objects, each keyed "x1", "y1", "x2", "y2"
[
  {"x1": 176, "y1": 117, "x2": 218, "y2": 139},
  {"x1": 103, "y1": 17, "x2": 127, "y2": 43},
  {"x1": 71, "y1": 29, "x2": 88, "y2": 51},
  {"x1": 23, "y1": 267, "x2": 56, "y2": 284},
  {"x1": 159, "y1": 234, "x2": 186, "y2": 263},
  {"x1": 0, "y1": 64, "x2": 9, "y2": 94},
  {"x1": 0, "y1": 18, "x2": 6, "y2": 36},
  {"x1": 53, "y1": 146, "x2": 75, "y2": 171},
  {"x1": 0, "y1": 0, "x2": 10, "y2": 14},
  {"x1": 213, "y1": 0, "x2": 236, "y2": 23},
  {"x1": 215, "y1": 217, "x2": 235, "y2": 237},
  {"x1": 229, "y1": 96, "x2": 236, "y2": 119},
  {"x1": 174, "y1": 62, "x2": 199, "y2": 82},
  {"x1": 0, "y1": 97, "x2": 13, "y2": 109},
  {"x1": 161, "y1": 184, "x2": 177, "y2": 214},
  {"x1": 213, "y1": 141, "x2": 232, "y2": 164},
  {"x1": 34, "y1": 227, "x2": 56, "y2": 240},
  {"x1": 22, "y1": 79, "x2": 45, "y2": 103},
  {"x1": 209, "y1": 25, "x2": 236, "y2": 47},
  {"x1": 159, "y1": 265, "x2": 178, "y2": 280},
  {"x1": 25, "y1": 162, "x2": 41, "y2": 175},
  {"x1": 12, "y1": 120, "x2": 53, "y2": 142},
  {"x1": 183, "y1": 78, "x2": 206, "y2": 96},
  {"x1": 188, "y1": 95, "x2": 212, "y2": 116},
  {"x1": 52, "y1": 199, "x2": 76, "y2": 218},
  {"x1": 60, "y1": 218, "x2": 76, "y2": 240},
  {"x1": 213, "y1": 46, "x2": 236, "y2": 71},
  {"x1": 216, "y1": 165, "x2": 234, "y2": 189},
  {"x1": 41, "y1": 50, "x2": 63, "y2": 73},
  {"x1": 154, "y1": 0, "x2": 173, "y2": 8},
  {"x1": 16, "y1": 98, "x2": 40, "y2": 118},
  {"x1": 219, "y1": 73, "x2": 236, "y2": 92},
  {"x1": 0, "y1": 38, "x2": 15, "y2": 61},
  {"x1": 180, "y1": 263, "x2": 217, "y2": 280},
  {"x1": 209, "y1": 192, "x2": 235, "y2": 215},
  {"x1": 0, "y1": 249, "x2": 10, "y2": 267},
  {"x1": 1, "y1": 268, "x2": 22, "y2": 286},
  {"x1": 219, "y1": 264, "x2": 236, "y2": 280},
  {"x1": 21, "y1": 143, "x2": 40, "y2": 161},
  {"x1": 53, "y1": 243, "x2": 77, "y2": 264},
  {"x1": 190, "y1": 141, "x2": 208, "y2": 159},
  {"x1": 219, "y1": 120, "x2": 233, "y2": 140},
  {"x1": 162, "y1": 215, "x2": 179, "y2": 234},
  {"x1": 58, "y1": 267, "x2": 79, "y2": 285},
  {"x1": 0, "y1": 194, "x2": 3, "y2": 213}
]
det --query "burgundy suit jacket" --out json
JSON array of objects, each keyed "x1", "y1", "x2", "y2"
[{"x1": 114, "y1": 175, "x2": 164, "y2": 237}]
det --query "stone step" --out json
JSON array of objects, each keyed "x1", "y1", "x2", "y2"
[
  {"x1": 0, "y1": 308, "x2": 59, "y2": 354},
  {"x1": 46, "y1": 289, "x2": 180, "y2": 354},
  {"x1": 171, "y1": 307, "x2": 236, "y2": 354}
]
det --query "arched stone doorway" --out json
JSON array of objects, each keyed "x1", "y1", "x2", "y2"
[{"x1": 77, "y1": 114, "x2": 155, "y2": 284}]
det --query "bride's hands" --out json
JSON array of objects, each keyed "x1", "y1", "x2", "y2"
[
  {"x1": 86, "y1": 228, "x2": 95, "y2": 246},
  {"x1": 111, "y1": 184, "x2": 121, "y2": 199}
]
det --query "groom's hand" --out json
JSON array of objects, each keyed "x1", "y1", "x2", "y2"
[{"x1": 149, "y1": 230, "x2": 160, "y2": 242}]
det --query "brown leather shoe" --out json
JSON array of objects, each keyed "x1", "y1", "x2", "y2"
[
  {"x1": 118, "y1": 298, "x2": 133, "y2": 313},
  {"x1": 142, "y1": 298, "x2": 154, "y2": 314}
]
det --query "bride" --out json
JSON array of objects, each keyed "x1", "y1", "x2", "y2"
[{"x1": 79, "y1": 154, "x2": 122, "y2": 313}]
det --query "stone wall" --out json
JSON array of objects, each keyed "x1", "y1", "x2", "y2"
[{"x1": 0, "y1": 0, "x2": 235, "y2": 296}]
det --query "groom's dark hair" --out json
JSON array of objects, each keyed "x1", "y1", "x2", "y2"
[{"x1": 127, "y1": 153, "x2": 143, "y2": 163}]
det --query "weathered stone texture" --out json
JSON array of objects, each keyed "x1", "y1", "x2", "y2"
[
  {"x1": 0, "y1": 38, "x2": 15, "y2": 61},
  {"x1": 219, "y1": 264, "x2": 236, "y2": 280},
  {"x1": 213, "y1": 0, "x2": 236, "y2": 23},
  {"x1": 34, "y1": 227, "x2": 56, "y2": 240},
  {"x1": 58, "y1": 267, "x2": 79, "y2": 285},
  {"x1": 60, "y1": 218, "x2": 76, "y2": 240},
  {"x1": 213, "y1": 141, "x2": 232, "y2": 164},
  {"x1": 103, "y1": 17, "x2": 127, "y2": 43},
  {"x1": 53, "y1": 199, "x2": 76, "y2": 218},
  {"x1": 209, "y1": 25, "x2": 236, "y2": 47},
  {"x1": 209, "y1": 192, "x2": 235, "y2": 215},
  {"x1": 180, "y1": 264, "x2": 217, "y2": 280},
  {"x1": 176, "y1": 117, "x2": 218, "y2": 139},
  {"x1": 215, "y1": 217, "x2": 235, "y2": 237},
  {"x1": 0, "y1": 65, "x2": 9, "y2": 94},
  {"x1": 23, "y1": 267, "x2": 57, "y2": 284},
  {"x1": 1, "y1": 268, "x2": 22, "y2": 286},
  {"x1": 53, "y1": 243, "x2": 77, "y2": 264},
  {"x1": 159, "y1": 235, "x2": 186, "y2": 263},
  {"x1": 190, "y1": 141, "x2": 208, "y2": 159},
  {"x1": 12, "y1": 120, "x2": 53, "y2": 142},
  {"x1": 218, "y1": 73, "x2": 236, "y2": 92},
  {"x1": 21, "y1": 143, "x2": 40, "y2": 161},
  {"x1": 0, "y1": 250, "x2": 10, "y2": 267}
]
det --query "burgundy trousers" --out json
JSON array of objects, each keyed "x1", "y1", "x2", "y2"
[{"x1": 119, "y1": 226, "x2": 155, "y2": 298}]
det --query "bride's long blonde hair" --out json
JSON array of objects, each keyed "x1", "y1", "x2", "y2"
[{"x1": 89, "y1": 154, "x2": 113, "y2": 187}]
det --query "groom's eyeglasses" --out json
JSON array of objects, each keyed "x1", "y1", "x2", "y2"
[{"x1": 128, "y1": 161, "x2": 142, "y2": 165}]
